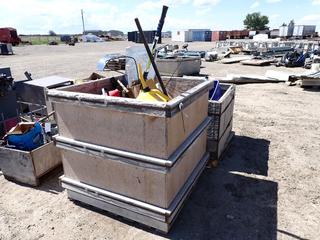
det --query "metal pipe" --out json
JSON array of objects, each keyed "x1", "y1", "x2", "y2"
[
  {"x1": 54, "y1": 135, "x2": 172, "y2": 167},
  {"x1": 54, "y1": 117, "x2": 210, "y2": 167},
  {"x1": 134, "y1": 18, "x2": 168, "y2": 96},
  {"x1": 61, "y1": 176, "x2": 171, "y2": 216}
]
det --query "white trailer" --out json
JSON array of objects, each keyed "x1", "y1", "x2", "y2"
[
  {"x1": 293, "y1": 25, "x2": 316, "y2": 38},
  {"x1": 171, "y1": 30, "x2": 192, "y2": 42}
]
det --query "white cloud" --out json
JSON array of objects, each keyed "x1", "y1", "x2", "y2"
[
  {"x1": 0, "y1": 0, "x2": 121, "y2": 34},
  {"x1": 250, "y1": 1, "x2": 260, "y2": 9},
  {"x1": 270, "y1": 14, "x2": 280, "y2": 20},
  {"x1": 196, "y1": 8, "x2": 212, "y2": 16},
  {"x1": 298, "y1": 14, "x2": 320, "y2": 32},
  {"x1": 136, "y1": 0, "x2": 189, "y2": 11},
  {"x1": 312, "y1": 0, "x2": 320, "y2": 5},
  {"x1": 266, "y1": 0, "x2": 281, "y2": 3},
  {"x1": 300, "y1": 14, "x2": 320, "y2": 22},
  {"x1": 193, "y1": 0, "x2": 220, "y2": 7},
  {"x1": 0, "y1": 0, "x2": 195, "y2": 34}
]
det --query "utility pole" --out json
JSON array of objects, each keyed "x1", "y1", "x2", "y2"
[{"x1": 81, "y1": 9, "x2": 85, "y2": 34}]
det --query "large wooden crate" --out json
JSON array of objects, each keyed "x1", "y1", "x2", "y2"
[
  {"x1": 55, "y1": 118, "x2": 209, "y2": 209},
  {"x1": 207, "y1": 83, "x2": 235, "y2": 160},
  {"x1": 0, "y1": 142, "x2": 61, "y2": 186},
  {"x1": 47, "y1": 76, "x2": 211, "y2": 159}
]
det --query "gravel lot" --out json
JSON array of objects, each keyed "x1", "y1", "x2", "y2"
[{"x1": 0, "y1": 41, "x2": 319, "y2": 240}]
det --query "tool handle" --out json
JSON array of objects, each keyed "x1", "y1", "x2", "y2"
[
  {"x1": 156, "y1": 5, "x2": 168, "y2": 38},
  {"x1": 144, "y1": 5, "x2": 169, "y2": 79},
  {"x1": 135, "y1": 18, "x2": 168, "y2": 96},
  {"x1": 137, "y1": 64, "x2": 148, "y2": 90}
]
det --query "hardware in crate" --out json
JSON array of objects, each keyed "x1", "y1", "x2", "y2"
[
  {"x1": 207, "y1": 80, "x2": 236, "y2": 165},
  {"x1": 0, "y1": 67, "x2": 19, "y2": 138},
  {"x1": 0, "y1": 111, "x2": 61, "y2": 186},
  {"x1": 97, "y1": 54, "x2": 126, "y2": 71}
]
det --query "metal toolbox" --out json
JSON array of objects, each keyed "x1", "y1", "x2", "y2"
[
  {"x1": 15, "y1": 76, "x2": 73, "y2": 114},
  {"x1": 0, "y1": 142, "x2": 62, "y2": 186}
]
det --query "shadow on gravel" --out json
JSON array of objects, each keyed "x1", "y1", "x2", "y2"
[
  {"x1": 167, "y1": 135, "x2": 277, "y2": 240},
  {"x1": 224, "y1": 135, "x2": 271, "y2": 176},
  {"x1": 1, "y1": 165, "x2": 64, "y2": 194},
  {"x1": 37, "y1": 166, "x2": 64, "y2": 194}
]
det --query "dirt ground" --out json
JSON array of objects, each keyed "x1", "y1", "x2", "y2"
[{"x1": 0, "y1": 41, "x2": 319, "y2": 240}]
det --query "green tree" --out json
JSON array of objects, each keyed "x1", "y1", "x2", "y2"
[
  {"x1": 243, "y1": 12, "x2": 269, "y2": 30},
  {"x1": 48, "y1": 30, "x2": 57, "y2": 36}
]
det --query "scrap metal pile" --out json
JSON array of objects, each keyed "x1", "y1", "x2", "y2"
[{"x1": 208, "y1": 40, "x2": 320, "y2": 68}]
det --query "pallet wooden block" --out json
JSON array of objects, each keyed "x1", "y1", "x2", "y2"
[{"x1": 0, "y1": 142, "x2": 61, "y2": 186}]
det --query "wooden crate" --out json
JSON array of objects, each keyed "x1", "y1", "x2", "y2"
[
  {"x1": 55, "y1": 118, "x2": 209, "y2": 209},
  {"x1": 47, "y1": 75, "x2": 211, "y2": 159},
  {"x1": 0, "y1": 142, "x2": 61, "y2": 186},
  {"x1": 207, "y1": 84, "x2": 235, "y2": 160}
]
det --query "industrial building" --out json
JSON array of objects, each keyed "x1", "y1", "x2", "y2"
[
  {"x1": 127, "y1": 30, "x2": 161, "y2": 43},
  {"x1": 279, "y1": 21, "x2": 316, "y2": 39},
  {"x1": 172, "y1": 29, "x2": 211, "y2": 42},
  {"x1": 211, "y1": 30, "x2": 249, "y2": 41}
]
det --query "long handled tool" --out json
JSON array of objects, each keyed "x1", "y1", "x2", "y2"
[
  {"x1": 134, "y1": 18, "x2": 168, "y2": 96},
  {"x1": 136, "y1": 63, "x2": 170, "y2": 102},
  {"x1": 143, "y1": 5, "x2": 168, "y2": 81}
]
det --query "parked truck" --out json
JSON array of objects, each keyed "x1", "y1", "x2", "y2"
[{"x1": 0, "y1": 28, "x2": 21, "y2": 46}]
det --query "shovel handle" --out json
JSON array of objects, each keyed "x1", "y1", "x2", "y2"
[
  {"x1": 135, "y1": 18, "x2": 168, "y2": 96},
  {"x1": 156, "y1": 5, "x2": 168, "y2": 38}
]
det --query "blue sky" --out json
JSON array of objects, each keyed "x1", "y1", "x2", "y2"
[{"x1": 1, "y1": 0, "x2": 320, "y2": 34}]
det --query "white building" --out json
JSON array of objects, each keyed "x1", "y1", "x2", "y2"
[{"x1": 171, "y1": 30, "x2": 192, "y2": 42}]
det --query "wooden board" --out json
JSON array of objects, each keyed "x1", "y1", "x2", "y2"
[
  {"x1": 301, "y1": 78, "x2": 320, "y2": 87},
  {"x1": 0, "y1": 142, "x2": 62, "y2": 186},
  {"x1": 59, "y1": 127, "x2": 207, "y2": 208},
  {"x1": 241, "y1": 58, "x2": 276, "y2": 66},
  {"x1": 61, "y1": 152, "x2": 209, "y2": 233},
  {"x1": 217, "y1": 74, "x2": 285, "y2": 84},
  {"x1": 220, "y1": 56, "x2": 252, "y2": 64}
]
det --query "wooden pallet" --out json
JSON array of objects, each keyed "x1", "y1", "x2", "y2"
[{"x1": 60, "y1": 153, "x2": 209, "y2": 233}]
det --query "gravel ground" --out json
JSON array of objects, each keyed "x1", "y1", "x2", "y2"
[{"x1": 0, "y1": 41, "x2": 319, "y2": 240}]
